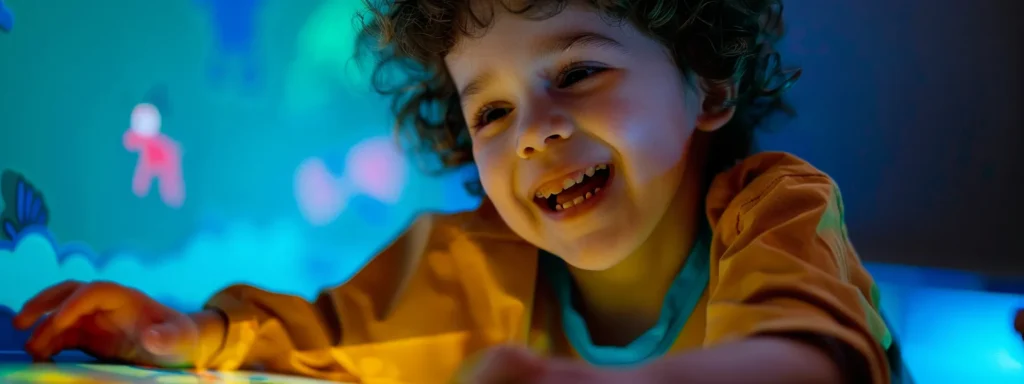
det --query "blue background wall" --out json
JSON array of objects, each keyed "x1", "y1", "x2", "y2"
[{"x1": 0, "y1": 0, "x2": 1022, "y2": 382}]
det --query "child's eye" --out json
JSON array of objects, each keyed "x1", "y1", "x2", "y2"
[
  {"x1": 555, "y1": 64, "x2": 608, "y2": 89},
  {"x1": 472, "y1": 105, "x2": 513, "y2": 130}
]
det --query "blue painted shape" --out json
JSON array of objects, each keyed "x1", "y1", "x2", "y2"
[
  {"x1": 1, "y1": 171, "x2": 49, "y2": 240},
  {"x1": 142, "y1": 84, "x2": 172, "y2": 117},
  {"x1": 195, "y1": 0, "x2": 263, "y2": 87},
  {"x1": 0, "y1": 1, "x2": 12, "y2": 33}
]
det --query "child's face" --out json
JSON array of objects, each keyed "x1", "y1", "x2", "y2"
[{"x1": 446, "y1": 4, "x2": 707, "y2": 270}]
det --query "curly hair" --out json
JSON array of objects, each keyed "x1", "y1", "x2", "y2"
[{"x1": 355, "y1": 0, "x2": 801, "y2": 194}]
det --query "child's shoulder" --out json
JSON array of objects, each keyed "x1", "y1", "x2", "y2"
[
  {"x1": 712, "y1": 151, "x2": 831, "y2": 193},
  {"x1": 707, "y1": 151, "x2": 842, "y2": 238}
]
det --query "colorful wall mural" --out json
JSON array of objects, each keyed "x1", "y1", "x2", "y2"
[{"x1": 0, "y1": 0, "x2": 1022, "y2": 382}]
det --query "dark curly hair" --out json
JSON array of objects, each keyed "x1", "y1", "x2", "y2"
[{"x1": 355, "y1": 0, "x2": 801, "y2": 195}]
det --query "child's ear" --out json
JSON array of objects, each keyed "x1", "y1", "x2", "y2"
[{"x1": 695, "y1": 78, "x2": 738, "y2": 132}]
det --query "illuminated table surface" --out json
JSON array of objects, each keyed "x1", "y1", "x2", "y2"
[{"x1": 0, "y1": 352, "x2": 348, "y2": 383}]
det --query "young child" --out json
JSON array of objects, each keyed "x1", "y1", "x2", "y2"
[{"x1": 13, "y1": 0, "x2": 897, "y2": 382}]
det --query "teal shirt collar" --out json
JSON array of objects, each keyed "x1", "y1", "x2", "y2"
[{"x1": 540, "y1": 228, "x2": 711, "y2": 367}]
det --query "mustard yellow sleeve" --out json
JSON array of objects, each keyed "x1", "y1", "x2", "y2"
[
  {"x1": 705, "y1": 168, "x2": 892, "y2": 383},
  {"x1": 198, "y1": 215, "x2": 437, "y2": 382},
  {"x1": 201, "y1": 285, "x2": 353, "y2": 379}
]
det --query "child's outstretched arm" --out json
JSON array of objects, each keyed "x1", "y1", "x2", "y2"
[
  {"x1": 648, "y1": 154, "x2": 892, "y2": 383},
  {"x1": 643, "y1": 336, "x2": 849, "y2": 383},
  {"x1": 190, "y1": 216, "x2": 438, "y2": 381}
]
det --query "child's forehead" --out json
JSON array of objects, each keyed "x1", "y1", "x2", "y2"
[{"x1": 448, "y1": 4, "x2": 626, "y2": 57}]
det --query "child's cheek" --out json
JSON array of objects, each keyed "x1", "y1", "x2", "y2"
[
  {"x1": 570, "y1": 71, "x2": 647, "y2": 135},
  {"x1": 472, "y1": 145, "x2": 521, "y2": 203}
]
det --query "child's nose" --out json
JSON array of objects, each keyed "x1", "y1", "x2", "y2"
[
  {"x1": 516, "y1": 114, "x2": 574, "y2": 159},
  {"x1": 518, "y1": 133, "x2": 569, "y2": 158}
]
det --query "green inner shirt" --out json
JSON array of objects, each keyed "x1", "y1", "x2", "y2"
[{"x1": 539, "y1": 227, "x2": 711, "y2": 367}]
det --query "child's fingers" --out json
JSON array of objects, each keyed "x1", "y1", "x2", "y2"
[
  {"x1": 530, "y1": 359, "x2": 616, "y2": 384},
  {"x1": 25, "y1": 313, "x2": 93, "y2": 359},
  {"x1": 24, "y1": 316, "x2": 61, "y2": 360},
  {"x1": 30, "y1": 318, "x2": 125, "y2": 361},
  {"x1": 51, "y1": 282, "x2": 133, "y2": 331},
  {"x1": 13, "y1": 280, "x2": 82, "y2": 329},
  {"x1": 468, "y1": 345, "x2": 545, "y2": 383},
  {"x1": 36, "y1": 327, "x2": 86, "y2": 361}
]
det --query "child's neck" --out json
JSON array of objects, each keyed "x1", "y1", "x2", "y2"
[{"x1": 568, "y1": 139, "x2": 708, "y2": 347}]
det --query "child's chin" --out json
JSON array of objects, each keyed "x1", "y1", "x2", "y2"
[
  {"x1": 558, "y1": 250, "x2": 630, "y2": 271},
  {"x1": 548, "y1": 232, "x2": 639, "y2": 270}
]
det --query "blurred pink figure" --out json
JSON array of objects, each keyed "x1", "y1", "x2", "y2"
[
  {"x1": 123, "y1": 103, "x2": 185, "y2": 208},
  {"x1": 346, "y1": 137, "x2": 407, "y2": 204},
  {"x1": 295, "y1": 157, "x2": 349, "y2": 226}
]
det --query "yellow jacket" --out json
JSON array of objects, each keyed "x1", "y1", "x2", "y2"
[{"x1": 200, "y1": 152, "x2": 892, "y2": 383}]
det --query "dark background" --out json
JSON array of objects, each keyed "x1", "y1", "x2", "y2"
[{"x1": 767, "y1": 0, "x2": 1024, "y2": 276}]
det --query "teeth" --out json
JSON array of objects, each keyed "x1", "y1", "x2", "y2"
[
  {"x1": 554, "y1": 185, "x2": 604, "y2": 211},
  {"x1": 534, "y1": 164, "x2": 610, "y2": 200},
  {"x1": 562, "y1": 177, "x2": 576, "y2": 190},
  {"x1": 560, "y1": 165, "x2": 608, "y2": 192}
]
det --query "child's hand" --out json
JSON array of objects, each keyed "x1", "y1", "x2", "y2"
[
  {"x1": 463, "y1": 345, "x2": 650, "y2": 384},
  {"x1": 13, "y1": 280, "x2": 201, "y2": 367}
]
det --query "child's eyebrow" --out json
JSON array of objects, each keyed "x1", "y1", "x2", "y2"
[
  {"x1": 533, "y1": 31, "x2": 627, "y2": 56},
  {"x1": 458, "y1": 31, "x2": 626, "y2": 102},
  {"x1": 460, "y1": 72, "x2": 494, "y2": 104}
]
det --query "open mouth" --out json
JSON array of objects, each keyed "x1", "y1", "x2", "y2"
[{"x1": 532, "y1": 164, "x2": 613, "y2": 212}]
